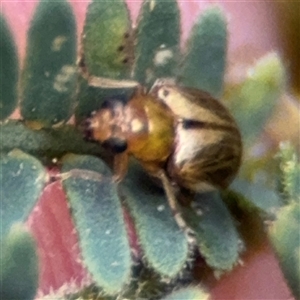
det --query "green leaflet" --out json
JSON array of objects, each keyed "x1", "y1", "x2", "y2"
[
  {"x1": 183, "y1": 192, "x2": 243, "y2": 273},
  {"x1": 21, "y1": 0, "x2": 77, "y2": 127},
  {"x1": 0, "y1": 225, "x2": 39, "y2": 300},
  {"x1": 227, "y1": 53, "x2": 285, "y2": 146},
  {"x1": 230, "y1": 179, "x2": 283, "y2": 216},
  {"x1": 180, "y1": 7, "x2": 227, "y2": 97},
  {"x1": 61, "y1": 154, "x2": 131, "y2": 295},
  {"x1": 121, "y1": 162, "x2": 189, "y2": 278},
  {"x1": 0, "y1": 149, "x2": 47, "y2": 240},
  {"x1": 278, "y1": 142, "x2": 300, "y2": 202},
  {"x1": 269, "y1": 201, "x2": 300, "y2": 299},
  {"x1": 134, "y1": 0, "x2": 180, "y2": 87},
  {"x1": 82, "y1": 0, "x2": 132, "y2": 79},
  {"x1": 269, "y1": 143, "x2": 300, "y2": 299},
  {"x1": 77, "y1": 0, "x2": 134, "y2": 124},
  {"x1": 0, "y1": 14, "x2": 18, "y2": 120}
]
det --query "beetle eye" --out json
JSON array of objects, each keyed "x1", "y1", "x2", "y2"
[
  {"x1": 102, "y1": 137, "x2": 128, "y2": 154},
  {"x1": 101, "y1": 99, "x2": 124, "y2": 110},
  {"x1": 157, "y1": 88, "x2": 169, "y2": 100},
  {"x1": 82, "y1": 118, "x2": 94, "y2": 141},
  {"x1": 162, "y1": 89, "x2": 169, "y2": 97}
]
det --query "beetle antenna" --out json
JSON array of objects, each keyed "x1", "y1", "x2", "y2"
[
  {"x1": 88, "y1": 76, "x2": 140, "y2": 89},
  {"x1": 77, "y1": 55, "x2": 140, "y2": 89},
  {"x1": 151, "y1": 77, "x2": 177, "y2": 91}
]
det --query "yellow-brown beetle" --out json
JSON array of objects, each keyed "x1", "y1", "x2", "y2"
[{"x1": 85, "y1": 79, "x2": 242, "y2": 235}]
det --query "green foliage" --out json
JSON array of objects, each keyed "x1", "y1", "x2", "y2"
[
  {"x1": 61, "y1": 154, "x2": 131, "y2": 295},
  {"x1": 121, "y1": 161, "x2": 189, "y2": 278},
  {"x1": 134, "y1": 0, "x2": 180, "y2": 87},
  {"x1": 83, "y1": 0, "x2": 132, "y2": 79},
  {"x1": 0, "y1": 149, "x2": 47, "y2": 240},
  {"x1": 0, "y1": 14, "x2": 18, "y2": 120},
  {"x1": 229, "y1": 179, "x2": 282, "y2": 216},
  {"x1": 21, "y1": 0, "x2": 77, "y2": 127},
  {"x1": 162, "y1": 286, "x2": 209, "y2": 300},
  {"x1": 179, "y1": 7, "x2": 227, "y2": 97},
  {"x1": 0, "y1": 120, "x2": 107, "y2": 162},
  {"x1": 226, "y1": 53, "x2": 285, "y2": 146},
  {"x1": 60, "y1": 270, "x2": 199, "y2": 300},
  {"x1": 268, "y1": 144, "x2": 300, "y2": 299},
  {"x1": 277, "y1": 142, "x2": 300, "y2": 202},
  {"x1": 77, "y1": 0, "x2": 135, "y2": 124},
  {"x1": 183, "y1": 192, "x2": 243, "y2": 273},
  {"x1": 0, "y1": 224, "x2": 39, "y2": 300},
  {"x1": 0, "y1": 148, "x2": 44, "y2": 299},
  {"x1": 269, "y1": 202, "x2": 300, "y2": 299},
  {"x1": 1, "y1": 0, "x2": 291, "y2": 299},
  {"x1": 122, "y1": 265, "x2": 184, "y2": 300}
]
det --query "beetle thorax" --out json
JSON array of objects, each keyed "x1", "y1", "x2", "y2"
[
  {"x1": 128, "y1": 94, "x2": 175, "y2": 167},
  {"x1": 87, "y1": 95, "x2": 175, "y2": 170}
]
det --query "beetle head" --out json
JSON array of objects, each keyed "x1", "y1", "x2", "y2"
[{"x1": 84, "y1": 99, "x2": 128, "y2": 154}]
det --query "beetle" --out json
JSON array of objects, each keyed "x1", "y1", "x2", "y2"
[{"x1": 84, "y1": 78, "x2": 242, "y2": 237}]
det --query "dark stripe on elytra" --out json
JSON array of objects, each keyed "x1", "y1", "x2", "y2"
[{"x1": 182, "y1": 119, "x2": 238, "y2": 132}]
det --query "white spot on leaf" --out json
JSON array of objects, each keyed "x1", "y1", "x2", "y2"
[
  {"x1": 157, "y1": 204, "x2": 165, "y2": 212},
  {"x1": 51, "y1": 35, "x2": 67, "y2": 52},
  {"x1": 154, "y1": 49, "x2": 173, "y2": 66},
  {"x1": 53, "y1": 65, "x2": 75, "y2": 92},
  {"x1": 111, "y1": 261, "x2": 120, "y2": 267}
]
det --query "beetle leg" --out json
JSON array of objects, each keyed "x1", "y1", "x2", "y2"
[
  {"x1": 53, "y1": 168, "x2": 104, "y2": 182},
  {"x1": 113, "y1": 153, "x2": 129, "y2": 183},
  {"x1": 156, "y1": 170, "x2": 196, "y2": 244}
]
